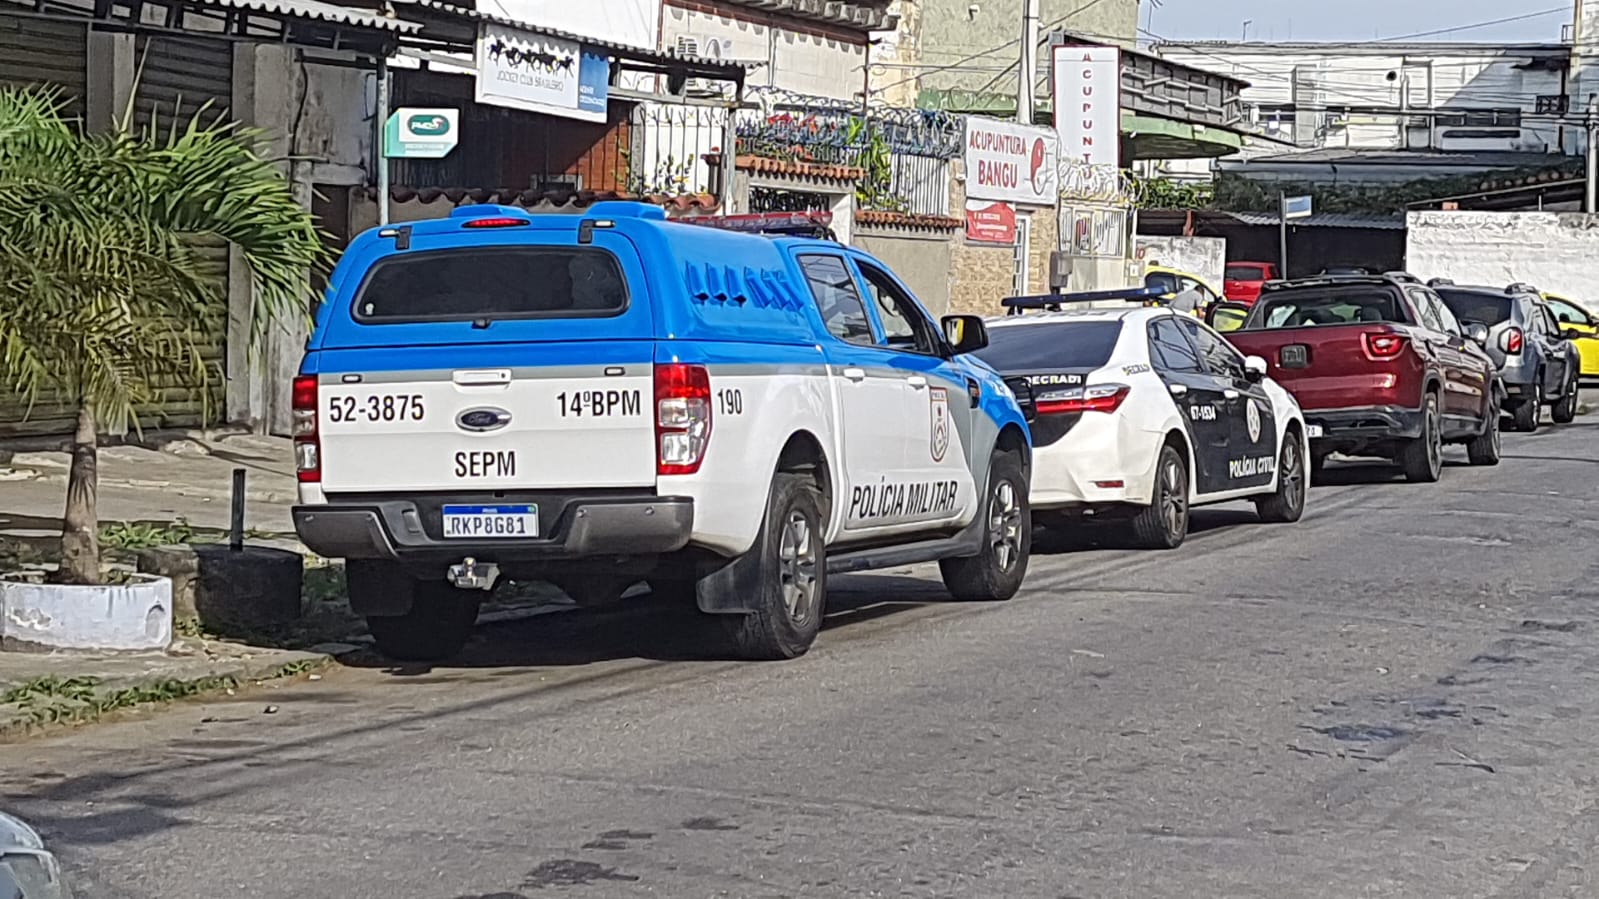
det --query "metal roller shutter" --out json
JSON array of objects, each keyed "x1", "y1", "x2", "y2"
[
  {"x1": 130, "y1": 34, "x2": 235, "y2": 431},
  {"x1": 0, "y1": 14, "x2": 88, "y2": 436}
]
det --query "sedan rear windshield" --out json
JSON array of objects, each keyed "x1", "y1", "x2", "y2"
[
  {"x1": 1252, "y1": 288, "x2": 1407, "y2": 328},
  {"x1": 352, "y1": 247, "x2": 628, "y2": 323},
  {"x1": 1225, "y1": 265, "x2": 1266, "y2": 281},
  {"x1": 975, "y1": 321, "x2": 1123, "y2": 371},
  {"x1": 1436, "y1": 289, "x2": 1513, "y2": 326}
]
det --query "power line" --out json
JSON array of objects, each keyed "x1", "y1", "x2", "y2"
[{"x1": 871, "y1": 0, "x2": 1117, "y2": 93}]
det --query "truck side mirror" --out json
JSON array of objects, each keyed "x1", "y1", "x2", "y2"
[{"x1": 942, "y1": 314, "x2": 989, "y2": 355}]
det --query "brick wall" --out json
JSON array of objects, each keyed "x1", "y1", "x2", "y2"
[{"x1": 946, "y1": 158, "x2": 1060, "y2": 315}]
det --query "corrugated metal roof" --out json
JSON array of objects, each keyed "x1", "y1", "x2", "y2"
[
  {"x1": 391, "y1": 0, "x2": 747, "y2": 75},
  {"x1": 206, "y1": 0, "x2": 422, "y2": 32},
  {"x1": 1226, "y1": 211, "x2": 1407, "y2": 231}
]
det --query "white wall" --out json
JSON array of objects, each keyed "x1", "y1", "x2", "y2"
[
  {"x1": 1157, "y1": 44, "x2": 1567, "y2": 153},
  {"x1": 1406, "y1": 211, "x2": 1599, "y2": 298},
  {"x1": 661, "y1": 3, "x2": 865, "y2": 101}
]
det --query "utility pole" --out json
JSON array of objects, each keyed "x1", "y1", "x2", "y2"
[
  {"x1": 1278, "y1": 191, "x2": 1290, "y2": 279},
  {"x1": 1587, "y1": 94, "x2": 1597, "y2": 214},
  {"x1": 376, "y1": 56, "x2": 391, "y2": 225},
  {"x1": 1017, "y1": 0, "x2": 1039, "y2": 125}
]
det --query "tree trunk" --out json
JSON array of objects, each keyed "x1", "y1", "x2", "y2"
[{"x1": 59, "y1": 403, "x2": 100, "y2": 585}]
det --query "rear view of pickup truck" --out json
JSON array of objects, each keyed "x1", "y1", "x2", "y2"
[{"x1": 1212, "y1": 275, "x2": 1501, "y2": 483}]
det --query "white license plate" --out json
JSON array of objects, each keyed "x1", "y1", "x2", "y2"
[
  {"x1": 1306, "y1": 424, "x2": 1324, "y2": 439},
  {"x1": 441, "y1": 504, "x2": 539, "y2": 539}
]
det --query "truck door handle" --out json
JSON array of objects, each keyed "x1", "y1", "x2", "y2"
[
  {"x1": 907, "y1": 375, "x2": 928, "y2": 389},
  {"x1": 842, "y1": 367, "x2": 866, "y2": 382},
  {"x1": 453, "y1": 369, "x2": 512, "y2": 386},
  {"x1": 1223, "y1": 388, "x2": 1240, "y2": 400},
  {"x1": 1168, "y1": 383, "x2": 1188, "y2": 396}
]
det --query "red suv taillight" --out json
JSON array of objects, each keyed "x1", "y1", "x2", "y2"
[
  {"x1": 291, "y1": 375, "x2": 321, "y2": 483},
  {"x1": 1034, "y1": 383, "x2": 1130, "y2": 415},
  {"x1": 655, "y1": 363, "x2": 712, "y2": 475},
  {"x1": 1362, "y1": 332, "x2": 1408, "y2": 359},
  {"x1": 1500, "y1": 327, "x2": 1524, "y2": 354}
]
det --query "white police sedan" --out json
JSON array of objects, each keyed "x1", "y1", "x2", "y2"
[{"x1": 976, "y1": 291, "x2": 1310, "y2": 549}]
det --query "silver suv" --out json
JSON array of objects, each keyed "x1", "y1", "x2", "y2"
[
  {"x1": 0, "y1": 812, "x2": 70, "y2": 898},
  {"x1": 1433, "y1": 282, "x2": 1581, "y2": 431}
]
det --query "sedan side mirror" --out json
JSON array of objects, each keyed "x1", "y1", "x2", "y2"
[
  {"x1": 1465, "y1": 322, "x2": 1490, "y2": 346},
  {"x1": 942, "y1": 314, "x2": 990, "y2": 355},
  {"x1": 1243, "y1": 355, "x2": 1268, "y2": 383},
  {"x1": 1561, "y1": 327, "x2": 1586, "y2": 341}
]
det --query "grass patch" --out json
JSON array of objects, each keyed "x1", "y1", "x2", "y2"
[{"x1": 0, "y1": 660, "x2": 326, "y2": 730}]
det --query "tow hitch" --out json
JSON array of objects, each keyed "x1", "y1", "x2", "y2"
[{"x1": 447, "y1": 557, "x2": 500, "y2": 591}]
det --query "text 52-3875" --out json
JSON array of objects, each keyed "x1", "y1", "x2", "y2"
[{"x1": 327, "y1": 394, "x2": 425, "y2": 423}]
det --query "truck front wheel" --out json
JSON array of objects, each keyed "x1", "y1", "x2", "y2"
[
  {"x1": 940, "y1": 449, "x2": 1031, "y2": 599},
  {"x1": 723, "y1": 473, "x2": 828, "y2": 661}
]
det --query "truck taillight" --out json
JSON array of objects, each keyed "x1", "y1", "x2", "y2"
[
  {"x1": 291, "y1": 375, "x2": 321, "y2": 483},
  {"x1": 655, "y1": 363, "x2": 712, "y2": 475},
  {"x1": 1501, "y1": 327, "x2": 1524, "y2": 354},
  {"x1": 1362, "y1": 332, "x2": 1408, "y2": 359}
]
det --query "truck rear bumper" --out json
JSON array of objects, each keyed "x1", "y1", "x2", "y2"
[
  {"x1": 293, "y1": 494, "x2": 694, "y2": 563},
  {"x1": 1304, "y1": 405, "x2": 1424, "y2": 451}
]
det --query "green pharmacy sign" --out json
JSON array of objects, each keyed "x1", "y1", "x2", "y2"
[{"x1": 384, "y1": 107, "x2": 459, "y2": 159}]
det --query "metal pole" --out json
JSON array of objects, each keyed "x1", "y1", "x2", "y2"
[
  {"x1": 1017, "y1": 0, "x2": 1039, "y2": 125},
  {"x1": 1587, "y1": 95, "x2": 1597, "y2": 214},
  {"x1": 229, "y1": 468, "x2": 246, "y2": 551},
  {"x1": 376, "y1": 55, "x2": 391, "y2": 225},
  {"x1": 1278, "y1": 191, "x2": 1289, "y2": 278}
]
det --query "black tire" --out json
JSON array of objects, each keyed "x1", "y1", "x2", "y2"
[
  {"x1": 365, "y1": 580, "x2": 482, "y2": 662},
  {"x1": 940, "y1": 450, "x2": 1031, "y2": 601},
  {"x1": 1129, "y1": 443, "x2": 1189, "y2": 550},
  {"x1": 1466, "y1": 391, "x2": 1502, "y2": 465},
  {"x1": 1309, "y1": 451, "x2": 1328, "y2": 485},
  {"x1": 1400, "y1": 391, "x2": 1443, "y2": 483},
  {"x1": 1255, "y1": 430, "x2": 1307, "y2": 523},
  {"x1": 1552, "y1": 369, "x2": 1580, "y2": 424},
  {"x1": 1512, "y1": 380, "x2": 1541, "y2": 432},
  {"x1": 723, "y1": 473, "x2": 827, "y2": 661}
]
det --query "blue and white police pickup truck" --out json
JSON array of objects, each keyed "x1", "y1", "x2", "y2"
[{"x1": 291, "y1": 203, "x2": 1033, "y2": 662}]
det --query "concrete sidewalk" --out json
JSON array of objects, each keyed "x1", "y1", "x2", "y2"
[{"x1": 0, "y1": 432, "x2": 298, "y2": 540}]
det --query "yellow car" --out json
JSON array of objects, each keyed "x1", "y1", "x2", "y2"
[
  {"x1": 1142, "y1": 265, "x2": 1222, "y2": 318},
  {"x1": 1541, "y1": 293, "x2": 1599, "y2": 379}
]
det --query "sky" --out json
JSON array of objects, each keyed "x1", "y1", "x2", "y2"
[{"x1": 1148, "y1": 0, "x2": 1572, "y2": 43}]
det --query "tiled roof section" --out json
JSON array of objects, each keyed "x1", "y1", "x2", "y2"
[
  {"x1": 856, "y1": 210, "x2": 962, "y2": 231},
  {"x1": 734, "y1": 154, "x2": 865, "y2": 183},
  {"x1": 385, "y1": 186, "x2": 720, "y2": 213},
  {"x1": 205, "y1": 0, "x2": 421, "y2": 31}
]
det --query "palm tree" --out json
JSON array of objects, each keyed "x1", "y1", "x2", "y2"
[{"x1": 0, "y1": 85, "x2": 329, "y2": 585}]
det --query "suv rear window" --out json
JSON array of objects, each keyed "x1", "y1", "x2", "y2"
[
  {"x1": 1436, "y1": 289, "x2": 1513, "y2": 326},
  {"x1": 1225, "y1": 265, "x2": 1265, "y2": 281},
  {"x1": 352, "y1": 247, "x2": 628, "y2": 322},
  {"x1": 1252, "y1": 287, "x2": 1407, "y2": 328},
  {"x1": 976, "y1": 321, "x2": 1123, "y2": 371}
]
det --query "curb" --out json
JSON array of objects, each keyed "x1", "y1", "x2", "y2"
[{"x1": 0, "y1": 648, "x2": 331, "y2": 740}]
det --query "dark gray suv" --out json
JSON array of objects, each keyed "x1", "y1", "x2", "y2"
[{"x1": 1434, "y1": 283, "x2": 1581, "y2": 431}]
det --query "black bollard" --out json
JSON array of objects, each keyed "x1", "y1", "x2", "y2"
[{"x1": 230, "y1": 468, "x2": 246, "y2": 551}]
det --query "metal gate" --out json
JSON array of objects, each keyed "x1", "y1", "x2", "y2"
[
  {"x1": 129, "y1": 34, "x2": 235, "y2": 431},
  {"x1": 0, "y1": 14, "x2": 89, "y2": 436}
]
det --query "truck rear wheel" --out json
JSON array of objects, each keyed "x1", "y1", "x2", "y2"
[
  {"x1": 724, "y1": 473, "x2": 828, "y2": 661},
  {"x1": 364, "y1": 580, "x2": 482, "y2": 662},
  {"x1": 1466, "y1": 392, "x2": 1502, "y2": 465},
  {"x1": 1400, "y1": 392, "x2": 1443, "y2": 483},
  {"x1": 940, "y1": 449, "x2": 1030, "y2": 600}
]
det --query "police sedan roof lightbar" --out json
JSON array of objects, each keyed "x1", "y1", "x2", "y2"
[{"x1": 1001, "y1": 285, "x2": 1167, "y2": 313}]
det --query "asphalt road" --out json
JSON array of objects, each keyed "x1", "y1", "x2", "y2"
[{"x1": 5, "y1": 415, "x2": 1599, "y2": 899}]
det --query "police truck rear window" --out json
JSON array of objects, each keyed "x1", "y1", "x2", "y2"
[
  {"x1": 353, "y1": 247, "x2": 628, "y2": 322},
  {"x1": 977, "y1": 321, "x2": 1123, "y2": 370}
]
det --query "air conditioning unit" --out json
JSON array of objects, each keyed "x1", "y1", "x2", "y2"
[{"x1": 675, "y1": 36, "x2": 733, "y2": 98}]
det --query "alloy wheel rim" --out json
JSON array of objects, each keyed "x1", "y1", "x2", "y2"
[
  {"x1": 778, "y1": 510, "x2": 817, "y2": 625},
  {"x1": 1282, "y1": 438, "x2": 1304, "y2": 510},
  {"x1": 1161, "y1": 458, "x2": 1187, "y2": 536},
  {"x1": 988, "y1": 478, "x2": 1024, "y2": 572}
]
